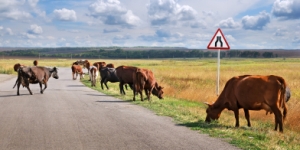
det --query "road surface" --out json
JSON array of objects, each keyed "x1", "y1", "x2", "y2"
[{"x1": 0, "y1": 68, "x2": 240, "y2": 150}]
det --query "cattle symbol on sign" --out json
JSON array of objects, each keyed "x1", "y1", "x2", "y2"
[{"x1": 207, "y1": 28, "x2": 230, "y2": 50}]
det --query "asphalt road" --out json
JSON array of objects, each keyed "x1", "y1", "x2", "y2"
[{"x1": 0, "y1": 68, "x2": 240, "y2": 150}]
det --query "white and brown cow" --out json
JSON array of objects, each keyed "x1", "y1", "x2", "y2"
[
  {"x1": 71, "y1": 65, "x2": 84, "y2": 80},
  {"x1": 89, "y1": 66, "x2": 98, "y2": 87}
]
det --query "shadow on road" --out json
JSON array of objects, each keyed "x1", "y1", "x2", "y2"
[
  {"x1": 95, "y1": 100, "x2": 131, "y2": 103},
  {"x1": 176, "y1": 120, "x2": 230, "y2": 130}
]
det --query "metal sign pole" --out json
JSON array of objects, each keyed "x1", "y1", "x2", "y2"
[{"x1": 216, "y1": 49, "x2": 220, "y2": 95}]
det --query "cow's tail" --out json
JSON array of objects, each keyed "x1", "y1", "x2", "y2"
[{"x1": 277, "y1": 76, "x2": 287, "y2": 120}]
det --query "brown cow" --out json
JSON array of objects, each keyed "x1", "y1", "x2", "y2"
[
  {"x1": 115, "y1": 65, "x2": 136, "y2": 96},
  {"x1": 13, "y1": 63, "x2": 25, "y2": 72},
  {"x1": 71, "y1": 65, "x2": 84, "y2": 80},
  {"x1": 89, "y1": 66, "x2": 98, "y2": 87},
  {"x1": 205, "y1": 75, "x2": 288, "y2": 132},
  {"x1": 134, "y1": 68, "x2": 164, "y2": 101},
  {"x1": 93, "y1": 62, "x2": 106, "y2": 70},
  {"x1": 33, "y1": 60, "x2": 38, "y2": 66},
  {"x1": 106, "y1": 63, "x2": 115, "y2": 68},
  {"x1": 14, "y1": 66, "x2": 59, "y2": 95}
]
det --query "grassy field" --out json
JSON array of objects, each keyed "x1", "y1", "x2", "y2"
[{"x1": 1, "y1": 57, "x2": 300, "y2": 150}]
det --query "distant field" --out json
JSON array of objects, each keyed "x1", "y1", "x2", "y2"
[{"x1": 1, "y1": 57, "x2": 300, "y2": 150}]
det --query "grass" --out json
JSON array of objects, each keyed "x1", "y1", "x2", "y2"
[{"x1": 1, "y1": 57, "x2": 300, "y2": 150}]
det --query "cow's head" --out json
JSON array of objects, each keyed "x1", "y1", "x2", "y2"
[
  {"x1": 205, "y1": 102, "x2": 221, "y2": 123},
  {"x1": 152, "y1": 82, "x2": 164, "y2": 99},
  {"x1": 51, "y1": 67, "x2": 59, "y2": 79}
]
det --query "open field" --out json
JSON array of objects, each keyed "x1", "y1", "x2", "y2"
[{"x1": 1, "y1": 57, "x2": 300, "y2": 149}]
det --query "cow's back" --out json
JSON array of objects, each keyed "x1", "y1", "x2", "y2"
[
  {"x1": 235, "y1": 75, "x2": 285, "y2": 110},
  {"x1": 116, "y1": 66, "x2": 138, "y2": 83},
  {"x1": 72, "y1": 65, "x2": 82, "y2": 73}
]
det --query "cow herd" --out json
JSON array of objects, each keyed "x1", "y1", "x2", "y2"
[
  {"x1": 71, "y1": 59, "x2": 164, "y2": 101},
  {"x1": 11, "y1": 59, "x2": 291, "y2": 133}
]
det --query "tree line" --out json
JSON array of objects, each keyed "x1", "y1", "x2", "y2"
[{"x1": 0, "y1": 48, "x2": 277, "y2": 59}]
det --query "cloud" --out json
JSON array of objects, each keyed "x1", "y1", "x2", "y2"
[
  {"x1": 273, "y1": 29, "x2": 287, "y2": 36},
  {"x1": 147, "y1": 0, "x2": 197, "y2": 25},
  {"x1": 215, "y1": 18, "x2": 240, "y2": 29},
  {"x1": 28, "y1": 0, "x2": 39, "y2": 7},
  {"x1": 53, "y1": 8, "x2": 77, "y2": 21},
  {"x1": 6, "y1": 28, "x2": 13, "y2": 35},
  {"x1": 27, "y1": 24, "x2": 43, "y2": 34},
  {"x1": 272, "y1": 0, "x2": 300, "y2": 19},
  {"x1": 139, "y1": 29, "x2": 183, "y2": 43},
  {"x1": 241, "y1": 11, "x2": 270, "y2": 30},
  {"x1": 0, "y1": 0, "x2": 31, "y2": 20},
  {"x1": 190, "y1": 21, "x2": 206, "y2": 29},
  {"x1": 103, "y1": 28, "x2": 120, "y2": 33},
  {"x1": 293, "y1": 36, "x2": 300, "y2": 43},
  {"x1": 88, "y1": 0, "x2": 140, "y2": 27},
  {"x1": 112, "y1": 35, "x2": 131, "y2": 44}
]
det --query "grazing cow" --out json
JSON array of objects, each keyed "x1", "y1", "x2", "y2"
[
  {"x1": 99, "y1": 67, "x2": 120, "y2": 90},
  {"x1": 134, "y1": 68, "x2": 164, "y2": 101},
  {"x1": 13, "y1": 63, "x2": 25, "y2": 72},
  {"x1": 71, "y1": 65, "x2": 84, "y2": 80},
  {"x1": 14, "y1": 66, "x2": 59, "y2": 95},
  {"x1": 33, "y1": 60, "x2": 38, "y2": 66},
  {"x1": 205, "y1": 75, "x2": 288, "y2": 132},
  {"x1": 116, "y1": 65, "x2": 137, "y2": 96},
  {"x1": 89, "y1": 66, "x2": 98, "y2": 87}
]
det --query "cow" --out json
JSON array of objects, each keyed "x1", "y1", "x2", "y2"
[
  {"x1": 71, "y1": 65, "x2": 84, "y2": 80},
  {"x1": 116, "y1": 65, "x2": 137, "y2": 96},
  {"x1": 134, "y1": 68, "x2": 164, "y2": 101},
  {"x1": 14, "y1": 66, "x2": 59, "y2": 95},
  {"x1": 89, "y1": 66, "x2": 98, "y2": 87},
  {"x1": 205, "y1": 75, "x2": 288, "y2": 132},
  {"x1": 99, "y1": 67, "x2": 120, "y2": 90},
  {"x1": 93, "y1": 62, "x2": 106, "y2": 70},
  {"x1": 106, "y1": 63, "x2": 115, "y2": 68},
  {"x1": 13, "y1": 63, "x2": 25, "y2": 72},
  {"x1": 33, "y1": 60, "x2": 38, "y2": 66}
]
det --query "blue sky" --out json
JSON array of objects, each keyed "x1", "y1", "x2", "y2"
[{"x1": 0, "y1": 0, "x2": 299, "y2": 49}]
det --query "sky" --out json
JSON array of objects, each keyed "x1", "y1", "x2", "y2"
[{"x1": 0, "y1": 0, "x2": 299, "y2": 49}]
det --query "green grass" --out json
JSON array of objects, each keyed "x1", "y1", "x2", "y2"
[{"x1": 82, "y1": 76, "x2": 300, "y2": 150}]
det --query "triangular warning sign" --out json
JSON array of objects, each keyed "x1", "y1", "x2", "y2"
[{"x1": 207, "y1": 28, "x2": 230, "y2": 50}]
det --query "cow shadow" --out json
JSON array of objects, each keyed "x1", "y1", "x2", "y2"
[
  {"x1": 95, "y1": 100, "x2": 131, "y2": 103},
  {"x1": 176, "y1": 120, "x2": 231, "y2": 130},
  {"x1": 86, "y1": 93, "x2": 120, "y2": 97},
  {"x1": 67, "y1": 85, "x2": 85, "y2": 87}
]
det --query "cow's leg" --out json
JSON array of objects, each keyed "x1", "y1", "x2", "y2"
[
  {"x1": 272, "y1": 107, "x2": 283, "y2": 132},
  {"x1": 26, "y1": 86, "x2": 33, "y2": 95},
  {"x1": 72, "y1": 72, "x2": 75, "y2": 80},
  {"x1": 39, "y1": 82, "x2": 43, "y2": 94},
  {"x1": 17, "y1": 81, "x2": 21, "y2": 95},
  {"x1": 233, "y1": 109, "x2": 240, "y2": 127},
  {"x1": 282, "y1": 103, "x2": 287, "y2": 121},
  {"x1": 101, "y1": 78, "x2": 105, "y2": 90},
  {"x1": 104, "y1": 79, "x2": 109, "y2": 90},
  {"x1": 119, "y1": 82, "x2": 125, "y2": 95},
  {"x1": 243, "y1": 109, "x2": 251, "y2": 127}
]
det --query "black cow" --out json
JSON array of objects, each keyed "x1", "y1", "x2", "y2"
[
  {"x1": 100, "y1": 67, "x2": 120, "y2": 90},
  {"x1": 14, "y1": 66, "x2": 59, "y2": 95}
]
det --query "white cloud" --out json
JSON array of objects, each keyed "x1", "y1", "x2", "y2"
[
  {"x1": 147, "y1": 0, "x2": 197, "y2": 25},
  {"x1": 88, "y1": 0, "x2": 140, "y2": 27},
  {"x1": 28, "y1": 0, "x2": 39, "y2": 7},
  {"x1": 6, "y1": 28, "x2": 13, "y2": 35},
  {"x1": 53, "y1": 8, "x2": 77, "y2": 21},
  {"x1": 272, "y1": 0, "x2": 300, "y2": 19},
  {"x1": 273, "y1": 29, "x2": 287, "y2": 36},
  {"x1": 215, "y1": 18, "x2": 240, "y2": 29},
  {"x1": 0, "y1": 0, "x2": 31, "y2": 20},
  {"x1": 241, "y1": 11, "x2": 270, "y2": 30},
  {"x1": 27, "y1": 24, "x2": 43, "y2": 34},
  {"x1": 190, "y1": 20, "x2": 206, "y2": 29}
]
